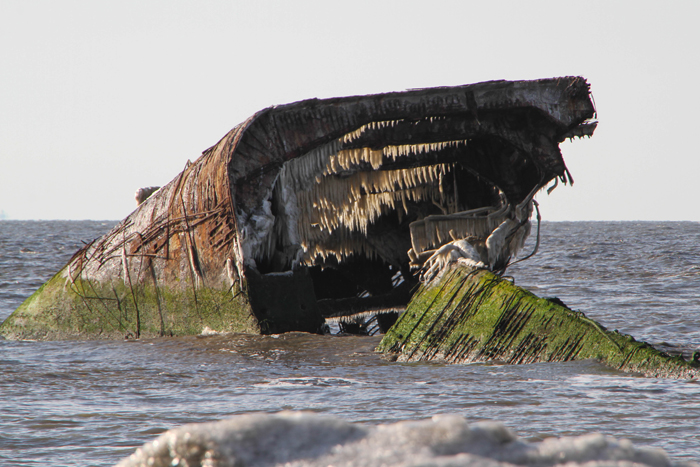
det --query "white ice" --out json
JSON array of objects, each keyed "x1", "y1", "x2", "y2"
[{"x1": 116, "y1": 412, "x2": 695, "y2": 467}]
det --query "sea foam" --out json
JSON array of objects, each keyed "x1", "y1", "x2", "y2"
[{"x1": 116, "y1": 412, "x2": 696, "y2": 467}]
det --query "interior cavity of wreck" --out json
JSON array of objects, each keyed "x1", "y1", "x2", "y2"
[{"x1": 0, "y1": 77, "x2": 598, "y2": 340}]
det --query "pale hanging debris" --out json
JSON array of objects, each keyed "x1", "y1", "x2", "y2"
[
  {"x1": 323, "y1": 141, "x2": 467, "y2": 175},
  {"x1": 408, "y1": 202, "x2": 510, "y2": 256},
  {"x1": 485, "y1": 217, "x2": 531, "y2": 272},
  {"x1": 301, "y1": 227, "x2": 379, "y2": 266},
  {"x1": 414, "y1": 208, "x2": 533, "y2": 283},
  {"x1": 340, "y1": 116, "x2": 448, "y2": 144},
  {"x1": 419, "y1": 239, "x2": 486, "y2": 283},
  {"x1": 264, "y1": 123, "x2": 473, "y2": 269},
  {"x1": 342, "y1": 119, "x2": 406, "y2": 144},
  {"x1": 299, "y1": 164, "x2": 453, "y2": 238}
]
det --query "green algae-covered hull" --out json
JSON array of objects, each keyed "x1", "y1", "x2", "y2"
[
  {"x1": 0, "y1": 265, "x2": 325, "y2": 340},
  {"x1": 377, "y1": 267, "x2": 700, "y2": 379},
  {"x1": 0, "y1": 266, "x2": 261, "y2": 340}
]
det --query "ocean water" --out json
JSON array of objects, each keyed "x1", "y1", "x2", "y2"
[{"x1": 0, "y1": 220, "x2": 699, "y2": 466}]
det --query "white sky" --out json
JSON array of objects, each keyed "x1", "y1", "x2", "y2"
[{"x1": 1, "y1": 1, "x2": 698, "y2": 221}]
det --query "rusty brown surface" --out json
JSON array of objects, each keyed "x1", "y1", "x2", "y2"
[
  {"x1": 72, "y1": 126, "x2": 244, "y2": 293},
  {"x1": 3, "y1": 77, "x2": 597, "y2": 339}
]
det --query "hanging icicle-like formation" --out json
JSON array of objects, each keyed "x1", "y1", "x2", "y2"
[
  {"x1": 409, "y1": 196, "x2": 536, "y2": 280},
  {"x1": 268, "y1": 121, "x2": 465, "y2": 267},
  {"x1": 341, "y1": 119, "x2": 406, "y2": 144},
  {"x1": 279, "y1": 139, "x2": 344, "y2": 192},
  {"x1": 265, "y1": 116, "x2": 532, "y2": 272},
  {"x1": 408, "y1": 203, "x2": 510, "y2": 257},
  {"x1": 340, "y1": 117, "x2": 448, "y2": 145},
  {"x1": 303, "y1": 228, "x2": 379, "y2": 265},
  {"x1": 324, "y1": 140, "x2": 467, "y2": 174},
  {"x1": 296, "y1": 163, "x2": 454, "y2": 264},
  {"x1": 302, "y1": 164, "x2": 452, "y2": 234}
]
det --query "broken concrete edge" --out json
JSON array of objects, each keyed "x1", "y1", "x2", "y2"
[
  {"x1": 377, "y1": 267, "x2": 700, "y2": 380},
  {"x1": 0, "y1": 264, "x2": 264, "y2": 340}
]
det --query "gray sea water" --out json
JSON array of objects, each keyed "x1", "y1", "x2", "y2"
[{"x1": 1, "y1": 220, "x2": 699, "y2": 466}]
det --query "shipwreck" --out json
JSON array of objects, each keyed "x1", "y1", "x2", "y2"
[{"x1": 3, "y1": 77, "x2": 697, "y2": 378}]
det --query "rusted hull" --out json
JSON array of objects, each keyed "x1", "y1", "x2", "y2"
[{"x1": 1, "y1": 77, "x2": 597, "y2": 340}]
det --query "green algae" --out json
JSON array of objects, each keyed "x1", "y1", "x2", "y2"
[
  {"x1": 0, "y1": 267, "x2": 260, "y2": 340},
  {"x1": 0, "y1": 265, "x2": 326, "y2": 340},
  {"x1": 378, "y1": 267, "x2": 699, "y2": 379}
]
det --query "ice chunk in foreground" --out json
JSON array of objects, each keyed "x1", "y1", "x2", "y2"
[{"x1": 116, "y1": 412, "x2": 696, "y2": 467}]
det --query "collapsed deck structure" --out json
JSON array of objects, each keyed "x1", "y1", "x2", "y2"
[{"x1": 2, "y1": 77, "x2": 597, "y2": 340}]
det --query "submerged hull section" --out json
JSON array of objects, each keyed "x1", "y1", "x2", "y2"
[
  {"x1": 1, "y1": 77, "x2": 597, "y2": 340},
  {"x1": 377, "y1": 268, "x2": 700, "y2": 379}
]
